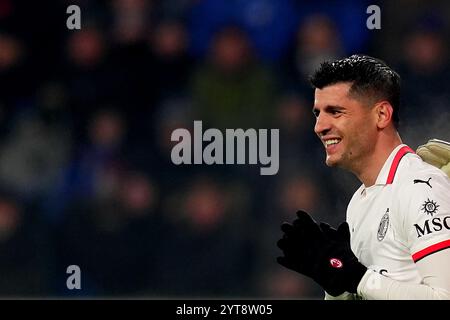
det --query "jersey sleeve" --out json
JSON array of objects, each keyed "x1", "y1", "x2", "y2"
[
  {"x1": 358, "y1": 250, "x2": 450, "y2": 299},
  {"x1": 402, "y1": 170, "x2": 450, "y2": 262}
]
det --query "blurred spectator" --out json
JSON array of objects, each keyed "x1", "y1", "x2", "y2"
[
  {"x1": 116, "y1": 19, "x2": 193, "y2": 146},
  {"x1": 0, "y1": 95, "x2": 71, "y2": 200},
  {"x1": 107, "y1": 16, "x2": 193, "y2": 142},
  {"x1": 191, "y1": 26, "x2": 277, "y2": 129},
  {"x1": 148, "y1": 19, "x2": 192, "y2": 101},
  {"x1": 107, "y1": 0, "x2": 155, "y2": 113},
  {"x1": 153, "y1": 0, "x2": 194, "y2": 21},
  {"x1": 111, "y1": 0, "x2": 154, "y2": 45},
  {"x1": 294, "y1": 0, "x2": 371, "y2": 55},
  {"x1": 374, "y1": 1, "x2": 450, "y2": 62},
  {"x1": 147, "y1": 97, "x2": 195, "y2": 187},
  {"x1": 67, "y1": 27, "x2": 106, "y2": 69},
  {"x1": 0, "y1": 33, "x2": 31, "y2": 126},
  {"x1": 0, "y1": 191, "x2": 52, "y2": 296},
  {"x1": 188, "y1": 0, "x2": 299, "y2": 61},
  {"x1": 156, "y1": 175, "x2": 256, "y2": 296},
  {"x1": 259, "y1": 267, "x2": 322, "y2": 299},
  {"x1": 277, "y1": 175, "x2": 321, "y2": 219},
  {"x1": 398, "y1": 23, "x2": 450, "y2": 146},
  {"x1": 45, "y1": 109, "x2": 127, "y2": 222},
  {"x1": 0, "y1": 33, "x2": 23, "y2": 71},
  {"x1": 54, "y1": 170, "x2": 161, "y2": 296},
  {"x1": 282, "y1": 14, "x2": 343, "y2": 91},
  {"x1": 295, "y1": 15, "x2": 343, "y2": 80},
  {"x1": 265, "y1": 170, "x2": 339, "y2": 236},
  {"x1": 63, "y1": 26, "x2": 114, "y2": 132},
  {"x1": 274, "y1": 93, "x2": 322, "y2": 168}
]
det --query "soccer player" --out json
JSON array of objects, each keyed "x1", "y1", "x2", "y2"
[{"x1": 277, "y1": 55, "x2": 450, "y2": 299}]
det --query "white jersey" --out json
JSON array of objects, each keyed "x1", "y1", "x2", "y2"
[{"x1": 347, "y1": 144, "x2": 450, "y2": 294}]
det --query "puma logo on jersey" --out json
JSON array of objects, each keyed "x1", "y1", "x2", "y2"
[{"x1": 413, "y1": 177, "x2": 432, "y2": 188}]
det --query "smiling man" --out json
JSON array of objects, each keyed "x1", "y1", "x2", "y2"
[{"x1": 277, "y1": 55, "x2": 450, "y2": 299}]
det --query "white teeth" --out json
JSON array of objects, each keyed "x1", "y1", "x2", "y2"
[{"x1": 325, "y1": 139, "x2": 340, "y2": 146}]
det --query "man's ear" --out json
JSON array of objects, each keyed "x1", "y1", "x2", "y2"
[{"x1": 374, "y1": 101, "x2": 393, "y2": 129}]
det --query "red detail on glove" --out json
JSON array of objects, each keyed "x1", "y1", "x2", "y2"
[{"x1": 330, "y1": 258, "x2": 343, "y2": 268}]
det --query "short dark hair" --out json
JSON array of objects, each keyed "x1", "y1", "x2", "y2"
[{"x1": 310, "y1": 54, "x2": 401, "y2": 127}]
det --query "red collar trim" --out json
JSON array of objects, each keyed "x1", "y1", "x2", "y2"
[{"x1": 385, "y1": 146, "x2": 415, "y2": 184}]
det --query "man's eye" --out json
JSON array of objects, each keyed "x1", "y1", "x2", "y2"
[
  {"x1": 313, "y1": 110, "x2": 319, "y2": 117},
  {"x1": 331, "y1": 110, "x2": 341, "y2": 115}
]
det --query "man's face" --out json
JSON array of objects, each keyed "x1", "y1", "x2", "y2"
[{"x1": 313, "y1": 83, "x2": 377, "y2": 170}]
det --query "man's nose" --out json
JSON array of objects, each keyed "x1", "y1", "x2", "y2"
[{"x1": 314, "y1": 114, "x2": 331, "y2": 136}]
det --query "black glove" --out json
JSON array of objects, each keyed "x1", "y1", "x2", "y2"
[{"x1": 277, "y1": 211, "x2": 367, "y2": 296}]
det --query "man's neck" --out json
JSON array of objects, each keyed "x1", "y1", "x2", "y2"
[{"x1": 355, "y1": 133, "x2": 403, "y2": 187}]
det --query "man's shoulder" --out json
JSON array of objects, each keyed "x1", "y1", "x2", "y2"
[
  {"x1": 396, "y1": 153, "x2": 450, "y2": 191},
  {"x1": 346, "y1": 153, "x2": 450, "y2": 216},
  {"x1": 391, "y1": 154, "x2": 450, "y2": 216}
]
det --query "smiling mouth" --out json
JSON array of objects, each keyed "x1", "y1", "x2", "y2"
[{"x1": 324, "y1": 138, "x2": 341, "y2": 148}]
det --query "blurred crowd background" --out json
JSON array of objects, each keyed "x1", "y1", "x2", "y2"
[{"x1": 0, "y1": 0, "x2": 449, "y2": 298}]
